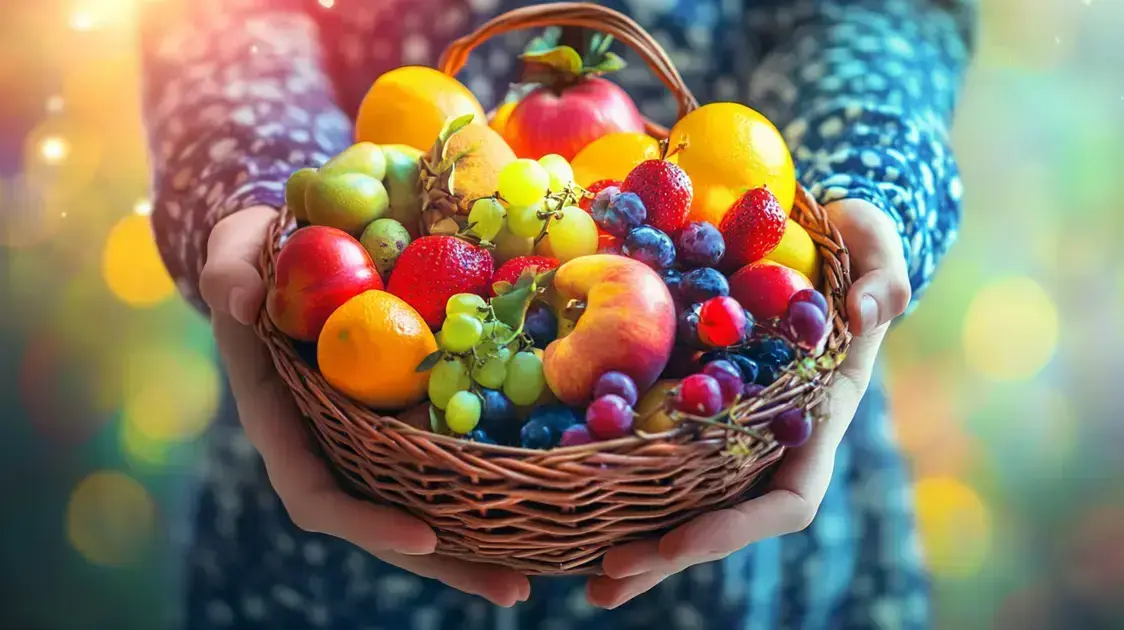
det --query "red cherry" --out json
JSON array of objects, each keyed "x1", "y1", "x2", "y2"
[
  {"x1": 697, "y1": 296, "x2": 748, "y2": 347},
  {"x1": 675, "y1": 374, "x2": 723, "y2": 416}
]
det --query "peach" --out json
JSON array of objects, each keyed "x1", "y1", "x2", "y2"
[
  {"x1": 544, "y1": 255, "x2": 676, "y2": 405},
  {"x1": 728, "y1": 260, "x2": 813, "y2": 321}
]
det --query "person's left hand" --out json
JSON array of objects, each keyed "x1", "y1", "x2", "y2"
[{"x1": 585, "y1": 199, "x2": 912, "y2": 609}]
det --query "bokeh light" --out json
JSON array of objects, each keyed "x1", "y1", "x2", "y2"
[
  {"x1": 915, "y1": 477, "x2": 992, "y2": 578},
  {"x1": 66, "y1": 471, "x2": 157, "y2": 567},
  {"x1": 963, "y1": 277, "x2": 1058, "y2": 381},
  {"x1": 120, "y1": 416, "x2": 174, "y2": 468},
  {"x1": 101, "y1": 214, "x2": 176, "y2": 307},
  {"x1": 38, "y1": 135, "x2": 70, "y2": 164},
  {"x1": 133, "y1": 198, "x2": 152, "y2": 216},
  {"x1": 121, "y1": 348, "x2": 221, "y2": 442}
]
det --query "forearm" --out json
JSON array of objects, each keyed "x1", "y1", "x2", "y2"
[
  {"x1": 748, "y1": 0, "x2": 976, "y2": 300},
  {"x1": 140, "y1": 0, "x2": 350, "y2": 311}
]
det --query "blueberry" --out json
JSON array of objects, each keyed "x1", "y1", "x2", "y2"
[
  {"x1": 478, "y1": 389, "x2": 517, "y2": 443},
  {"x1": 520, "y1": 420, "x2": 555, "y2": 450},
  {"x1": 730, "y1": 355, "x2": 760, "y2": 384},
  {"x1": 593, "y1": 191, "x2": 647, "y2": 237},
  {"x1": 467, "y1": 429, "x2": 497, "y2": 445},
  {"x1": 680, "y1": 268, "x2": 729, "y2": 304},
  {"x1": 660, "y1": 268, "x2": 683, "y2": 303},
  {"x1": 699, "y1": 350, "x2": 732, "y2": 365},
  {"x1": 524, "y1": 301, "x2": 558, "y2": 350},
  {"x1": 744, "y1": 337, "x2": 795, "y2": 366},
  {"x1": 677, "y1": 303, "x2": 703, "y2": 348},
  {"x1": 623, "y1": 226, "x2": 676, "y2": 270},
  {"x1": 676, "y1": 221, "x2": 725, "y2": 268},
  {"x1": 755, "y1": 363, "x2": 780, "y2": 386}
]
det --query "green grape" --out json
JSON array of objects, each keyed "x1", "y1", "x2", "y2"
[
  {"x1": 446, "y1": 293, "x2": 487, "y2": 319},
  {"x1": 507, "y1": 203, "x2": 546, "y2": 239},
  {"x1": 429, "y1": 358, "x2": 471, "y2": 410},
  {"x1": 445, "y1": 391, "x2": 482, "y2": 434},
  {"x1": 497, "y1": 159, "x2": 550, "y2": 207},
  {"x1": 503, "y1": 351, "x2": 546, "y2": 406},
  {"x1": 545, "y1": 205, "x2": 598, "y2": 262},
  {"x1": 493, "y1": 223, "x2": 535, "y2": 263},
  {"x1": 467, "y1": 198, "x2": 506, "y2": 242},
  {"x1": 538, "y1": 154, "x2": 574, "y2": 193},
  {"x1": 482, "y1": 321, "x2": 517, "y2": 347},
  {"x1": 472, "y1": 356, "x2": 508, "y2": 389},
  {"x1": 441, "y1": 313, "x2": 484, "y2": 353}
]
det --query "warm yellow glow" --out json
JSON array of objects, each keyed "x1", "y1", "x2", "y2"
[
  {"x1": 66, "y1": 471, "x2": 156, "y2": 566},
  {"x1": 101, "y1": 214, "x2": 175, "y2": 306},
  {"x1": 39, "y1": 136, "x2": 70, "y2": 164},
  {"x1": 133, "y1": 198, "x2": 152, "y2": 216},
  {"x1": 915, "y1": 477, "x2": 992, "y2": 578},
  {"x1": 122, "y1": 350, "x2": 221, "y2": 442},
  {"x1": 120, "y1": 417, "x2": 173, "y2": 467},
  {"x1": 963, "y1": 277, "x2": 1058, "y2": 381},
  {"x1": 46, "y1": 96, "x2": 65, "y2": 113},
  {"x1": 68, "y1": 9, "x2": 98, "y2": 31},
  {"x1": 318, "y1": 0, "x2": 335, "y2": 7}
]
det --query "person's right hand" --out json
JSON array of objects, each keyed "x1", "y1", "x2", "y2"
[{"x1": 201, "y1": 206, "x2": 531, "y2": 607}]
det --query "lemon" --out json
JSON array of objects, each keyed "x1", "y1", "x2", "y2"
[
  {"x1": 765, "y1": 219, "x2": 822, "y2": 286},
  {"x1": 355, "y1": 67, "x2": 486, "y2": 151},
  {"x1": 570, "y1": 132, "x2": 667, "y2": 188}
]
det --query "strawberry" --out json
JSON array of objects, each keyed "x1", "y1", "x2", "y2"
[
  {"x1": 387, "y1": 236, "x2": 494, "y2": 328},
  {"x1": 580, "y1": 179, "x2": 623, "y2": 212},
  {"x1": 621, "y1": 160, "x2": 693, "y2": 235},
  {"x1": 491, "y1": 255, "x2": 559, "y2": 296},
  {"x1": 719, "y1": 187, "x2": 786, "y2": 271}
]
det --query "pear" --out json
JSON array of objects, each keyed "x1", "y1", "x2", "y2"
[
  {"x1": 380, "y1": 144, "x2": 425, "y2": 236},
  {"x1": 360, "y1": 218, "x2": 412, "y2": 277},
  {"x1": 285, "y1": 167, "x2": 318, "y2": 222},
  {"x1": 305, "y1": 173, "x2": 389, "y2": 235},
  {"x1": 320, "y1": 142, "x2": 387, "y2": 180}
]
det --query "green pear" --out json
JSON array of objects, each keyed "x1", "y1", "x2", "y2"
[
  {"x1": 320, "y1": 142, "x2": 387, "y2": 180},
  {"x1": 360, "y1": 218, "x2": 412, "y2": 276},
  {"x1": 380, "y1": 144, "x2": 424, "y2": 234},
  {"x1": 305, "y1": 173, "x2": 389, "y2": 235},
  {"x1": 285, "y1": 167, "x2": 319, "y2": 222}
]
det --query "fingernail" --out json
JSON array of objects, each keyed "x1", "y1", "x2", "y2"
[
  {"x1": 860, "y1": 295, "x2": 879, "y2": 333},
  {"x1": 229, "y1": 288, "x2": 250, "y2": 325}
]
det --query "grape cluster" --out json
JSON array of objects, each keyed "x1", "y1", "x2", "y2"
[{"x1": 496, "y1": 157, "x2": 598, "y2": 262}]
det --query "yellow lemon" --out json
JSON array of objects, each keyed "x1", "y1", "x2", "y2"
[
  {"x1": 571, "y1": 132, "x2": 667, "y2": 188},
  {"x1": 355, "y1": 67, "x2": 486, "y2": 151},
  {"x1": 765, "y1": 219, "x2": 822, "y2": 286},
  {"x1": 668, "y1": 103, "x2": 796, "y2": 226}
]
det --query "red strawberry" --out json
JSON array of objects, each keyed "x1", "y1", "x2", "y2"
[
  {"x1": 387, "y1": 236, "x2": 494, "y2": 328},
  {"x1": 491, "y1": 255, "x2": 559, "y2": 296},
  {"x1": 580, "y1": 179, "x2": 623, "y2": 212},
  {"x1": 621, "y1": 160, "x2": 693, "y2": 235},
  {"x1": 719, "y1": 187, "x2": 786, "y2": 271}
]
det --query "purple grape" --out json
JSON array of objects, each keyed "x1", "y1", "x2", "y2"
[
  {"x1": 790, "y1": 289, "x2": 829, "y2": 317},
  {"x1": 702, "y1": 360, "x2": 742, "y2": 406},
  {"x1": 593, "y1": 371, "x2": 639, "y2": 407},
  {"x1": 787, "y1": 301, "x2": 829, "y2": 349},
  {"x1": 623, "y1": 226, "x2": 676, "y2": 270},
  {"x1": 593, "y1": 191, "x2": 647, "y2": 237},
  {"x1": 586, "y1": 395, "x2": 635, "y2": 440},
  {"x1": 560, "y1": 424, "x2": 595, "y2": 446},
  {"x1": 680, "y1": 267, "x2": 729, "y2": 304},
  {"x1": 770, "y1": 409, "x2": 813, "y2": 447},
  {"x1": 660, "y1": 268, "x2": 683, "y2": 303},
  {"x1": 677, "y1": 303, "x2": 702, "y2": 347},
  {"x1": 676, "y1": 221, "x2": 725, "y2": 268},
  {"x1": 742, "y1": 383, "x2": 766, "y2": 398},
  {"x1": 675, "y1": 374, "x2": 723, "y2": 416}
]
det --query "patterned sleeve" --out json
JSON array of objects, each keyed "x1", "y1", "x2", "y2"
[
  {"x1": 747, "y1": 0, "x2": 977, "y2": 301},
  {"x1": 139, "y1": 0, "x2": 352, "y2": 312}
]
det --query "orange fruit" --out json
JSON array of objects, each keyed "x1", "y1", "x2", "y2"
[
  {"x1": 355, "y1": 67, "x2": 486, "y2": 151},
  {"x1": 318, "y1": 290, "x2": 437, "y2": 410},
  {"x1": 489, "y1": 101, "x2": 517, "y2": 135},
  {"x1": 765, "y1": 219, "x2": 822, "y2": 286},
  {"x1": 570, "y1": 132, "x2": 669, "y2": 188},
  {"x1": 668, "y1": 103, "x2": 796, "y2": 226}
]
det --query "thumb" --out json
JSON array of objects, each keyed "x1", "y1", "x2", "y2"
[
  {"x1": 199, "y1": 206, "x2": 278, "y2": 325},
  {"x1": 826, "y1": 200, "x2": 912, "y2": 337}
]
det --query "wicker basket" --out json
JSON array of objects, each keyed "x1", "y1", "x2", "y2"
[{"x1": 255, "y1": 2, "x2": 852, "y2": 575}]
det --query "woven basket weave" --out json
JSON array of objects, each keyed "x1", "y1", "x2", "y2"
[{"x1": 255, "y1": 2, "x2": 852, "y2": 575}]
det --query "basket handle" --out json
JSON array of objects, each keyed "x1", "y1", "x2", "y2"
[{"x1": 437, "y1": 2, "x2": 700, "y2": 128}]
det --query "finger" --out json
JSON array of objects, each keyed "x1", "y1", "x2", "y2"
[
  {"x1": 200, "y1": 205, "x2": 278, "y2": 324},
  {"x1": 828, "y1": 201, "x2": 911, "y2": 335},
  {"x1": 213, "y1": 313, "x2": 437, "y2": 555},
  {"x1": 602, "y1": 539, "x2": 667, "y2": 579},
  {"x1": 587, "y1": 570, "x2": 670, "y2": 609},
  {"x1": 379, "y1": 551, "x2": 532, "y2": 607}
]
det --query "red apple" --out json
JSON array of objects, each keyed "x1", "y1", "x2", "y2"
[
  {"x1": 544, "y1": 255, "x2": 676, "y2": 405},
  {"x1": 266, "y1": 226, "x2": 383, "y2": 341},
  {"x1": 504, "y1": 77, "x2": 644, "y2": 160},
  {"x1": 728, "y1": 260, "x2": 813, "y2": 322}
]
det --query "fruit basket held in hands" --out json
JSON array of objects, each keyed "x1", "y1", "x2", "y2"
[{"x1": 256, "y1": 2, "x2": 852, "y2": 575}]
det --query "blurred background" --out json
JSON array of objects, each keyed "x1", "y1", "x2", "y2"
[{"x1": 2, "y1": 0, "x2": 1122, "y2": 628}]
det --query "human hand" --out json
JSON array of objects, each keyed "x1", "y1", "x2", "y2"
[
  {"x1": 202, "y1": 207, "x2": 531, "y2": 607},
  {"x1": 586, "y1": 199, "x2": 912, "y2": 608}
]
